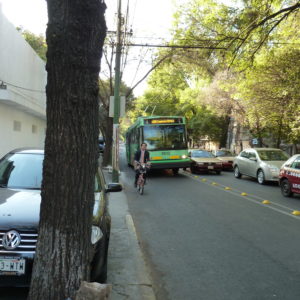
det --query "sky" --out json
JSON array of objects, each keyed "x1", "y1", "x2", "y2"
[{"x1": 0, "y1": 0, "x2": 183, "y2": 96}]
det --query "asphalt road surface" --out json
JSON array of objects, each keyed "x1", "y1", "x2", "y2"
[{"x1": 120, "y1": 149, "x2": 300, "y2": 300}]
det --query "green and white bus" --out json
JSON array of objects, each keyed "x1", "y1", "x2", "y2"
[{"x1": 125, "y1": 116, "x2": 191, "y2": 174}]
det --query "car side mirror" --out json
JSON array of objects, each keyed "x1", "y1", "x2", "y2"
[
  {"x1": 106, "y1": 183, "x2": 123, "y2": 193},
  {"x1": 249, "y1": 157, "x2": 257, "y2": 162}
]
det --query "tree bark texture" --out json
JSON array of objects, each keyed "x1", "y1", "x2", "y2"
[{"x1": 28, "y1": 1, "x2": 106, "y2": 299}]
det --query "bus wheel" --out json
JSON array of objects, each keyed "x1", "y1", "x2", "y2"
[{"x1": 173, "y1": 168, "x2": 179, "y2": 175}]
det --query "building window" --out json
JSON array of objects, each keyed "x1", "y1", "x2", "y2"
[
  {"x1": 13, "y1": 121, "x2": 21, "y2": 132},
  {"x1": 32, "y1": 125, "x2": 37, "y2": 134}
]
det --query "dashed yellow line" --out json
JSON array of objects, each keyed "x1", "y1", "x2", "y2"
[
  {"x1": 181, "y1": 169, "x2": 300, "y2": 219},
  {"x1": 262, "y1": 200, "x2": 271, "y2": 205}
]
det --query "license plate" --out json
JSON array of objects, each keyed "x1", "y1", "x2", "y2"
[
  {"x1": 0, "y1": 258, "x2": 26, "y2": 275},
  {"x1": 208, "y1": 166, "x2": 214, "y2": 169}
]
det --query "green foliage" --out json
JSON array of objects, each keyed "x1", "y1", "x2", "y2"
[
  {"x1": 236, "y1": 46, "x2": 300, "y2": 145},
  {"x1": 17, "y1": 27, "x2": 47, "y2": 61},
  {"x1": 172, "y1": 0, "x2": 300, "y2": 68},
  {"x1": 129, "y1": 58, "x2": 228, "y2": 143},
  {"x1": 129, "y1": 0, "x2": 300, "y2": 147},
  {"x1": 169, "y1": 0, "x2": 300, "y2": 146}
]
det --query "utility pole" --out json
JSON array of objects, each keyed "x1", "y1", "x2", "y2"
[{"x1": 112, "y1": 0, "x2": 122, "y2": 182}]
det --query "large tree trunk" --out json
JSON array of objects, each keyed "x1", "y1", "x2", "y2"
[{"x1": 28, "y1": 1, "x2": 106, "y2": 299}]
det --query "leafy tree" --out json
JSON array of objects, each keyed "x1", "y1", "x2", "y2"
[
  {"x1": 172, "y1": 0, "x2": 300, "y2": 66},
  {"x1": 167, "y1": 0, "x2": 300, "y2": 148},
  {"x1": 17, "y1": 27, "x2": 47, "y2": 61},
  {"x1": 130, "y1": 56, "x2": 228, "y2": 144},
  {"x1": 28, "y1": 1, "x2": 107, "y2": 299},
  {"x1": 236, "y1": 47, "x2": 300, "y2": 147}
]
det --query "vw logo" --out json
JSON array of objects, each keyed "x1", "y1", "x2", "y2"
[{"x1": 2, "y1": 230, "x2": 21, "y2": 250}]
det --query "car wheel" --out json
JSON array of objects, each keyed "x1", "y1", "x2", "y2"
[
  {"x1": 91, "y1": 237, "x2": 109, "y2": 283},
  {"x1": 173, "y1": 168, "x2": 179, "y2": 175},
  {"x1": 234, "y1": 166, "x2": 241, "y2": 178},
  {"x1": 216, "y1": 170, "x2": 221, "y2": 175},
  {"x1": 190, "y1": 166, "x2": 196, "y2": 174},
  {"x1": 280, "y1": 179, "x2": 293, "y2": 197},
  {"x1": 97, "y1": 252, "x2": 108, "y2": 283},
  {"x1": 257, "y1": 169, "x2": 265, "y2": 185}
]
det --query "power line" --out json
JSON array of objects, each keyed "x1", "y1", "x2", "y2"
[
  {"x1": 0, "y1": 79, "x2": 45, "y2": 93},
  {"x1": 124, "y1": 43, "x2": 227, "y2": 49}
]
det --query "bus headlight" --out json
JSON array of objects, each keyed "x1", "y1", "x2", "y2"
[
  {"x1": 181, "y1": 155, "x2": 187, "y2": 159},
  {"x1": 91, "y1": 225, "x2": 103, "y2": 244}
]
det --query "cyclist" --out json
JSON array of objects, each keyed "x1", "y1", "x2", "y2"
[{"x1": 134, "y1": 142, "x2": 150, "y2": 187}]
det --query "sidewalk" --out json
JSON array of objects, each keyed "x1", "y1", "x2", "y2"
[{"x1": 103, "y1": 169, "x2": 156, "y2": 300}]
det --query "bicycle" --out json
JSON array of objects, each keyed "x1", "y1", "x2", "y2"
[{"x1": 136, "y1": 162, "x2": 150, "y2": 195}]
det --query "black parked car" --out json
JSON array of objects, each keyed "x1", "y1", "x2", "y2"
[{"x1": 0, "y1": 148, "x2": 122, "y2": 287}]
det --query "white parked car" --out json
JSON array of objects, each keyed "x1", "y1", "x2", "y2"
[{"x1": 233, "y1": 148, "x2": 289, "y2": 184}]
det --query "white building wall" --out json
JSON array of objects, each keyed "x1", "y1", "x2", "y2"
[
  {"x1": 0, "y1": 102, "x2": 46, "y2": 157},
  {"x1": 0, "y1": 4, "x2": 47, "y2": 157}
]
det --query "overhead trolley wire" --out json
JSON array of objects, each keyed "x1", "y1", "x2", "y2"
[
  {"x1": 124, "y1": 43, "x2": 227, "y2": 49},
  {"x1": 121, "y1": 0, "x2": 131, "y2": 74}
]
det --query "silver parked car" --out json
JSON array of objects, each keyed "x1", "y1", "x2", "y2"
[{"x1": 233, "y1": 148, "x2": 289, "y2": 184}]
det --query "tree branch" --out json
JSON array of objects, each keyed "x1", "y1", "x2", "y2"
[{"x1": 125, "y1": 52, "x2": 174, "y2": 98}]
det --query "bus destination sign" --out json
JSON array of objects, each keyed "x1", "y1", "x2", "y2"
[{"x1": 151, "y1": 119, "x2": 176, "y2": 124}]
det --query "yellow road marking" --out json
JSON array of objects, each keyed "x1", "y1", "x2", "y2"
[
  {"x1": 292, "y1": 210, "x2": 300, "y2": 216},
  {"x1": 262, "y1": 200, "x2": 271, "y2": 204}
]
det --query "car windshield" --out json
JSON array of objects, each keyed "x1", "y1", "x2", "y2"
[
  {"x1": 256, "y1": 150, "x2": 289, "y2": 161},
  {"x1": 191, "y1": 150, "x2": 214, "y2": 158},
  {"x1": 0, "y1": 153, "x2": 43, "y2": 189},
  {"x1": 143, "y1": 125, "x2": 187, "y2": 150},
  {"x1": 216, "y1": 150, "x2": 234, "y2": 157}
]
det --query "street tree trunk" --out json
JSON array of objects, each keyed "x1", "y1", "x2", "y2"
[{"x1": 28, "y1": 1, "x2": 106, "y2": 299}]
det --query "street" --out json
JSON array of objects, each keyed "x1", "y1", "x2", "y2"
[
  {"x1": 120, "y1": 150, "x2": 300, "y2": 300},
  {"x1": 1, "y1": 151, "x2": 300, "y2": 299}
]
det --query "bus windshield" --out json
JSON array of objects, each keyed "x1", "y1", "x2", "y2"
[{"x1": 143, "y1": 125, "x2": 187, "y2": 150}]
